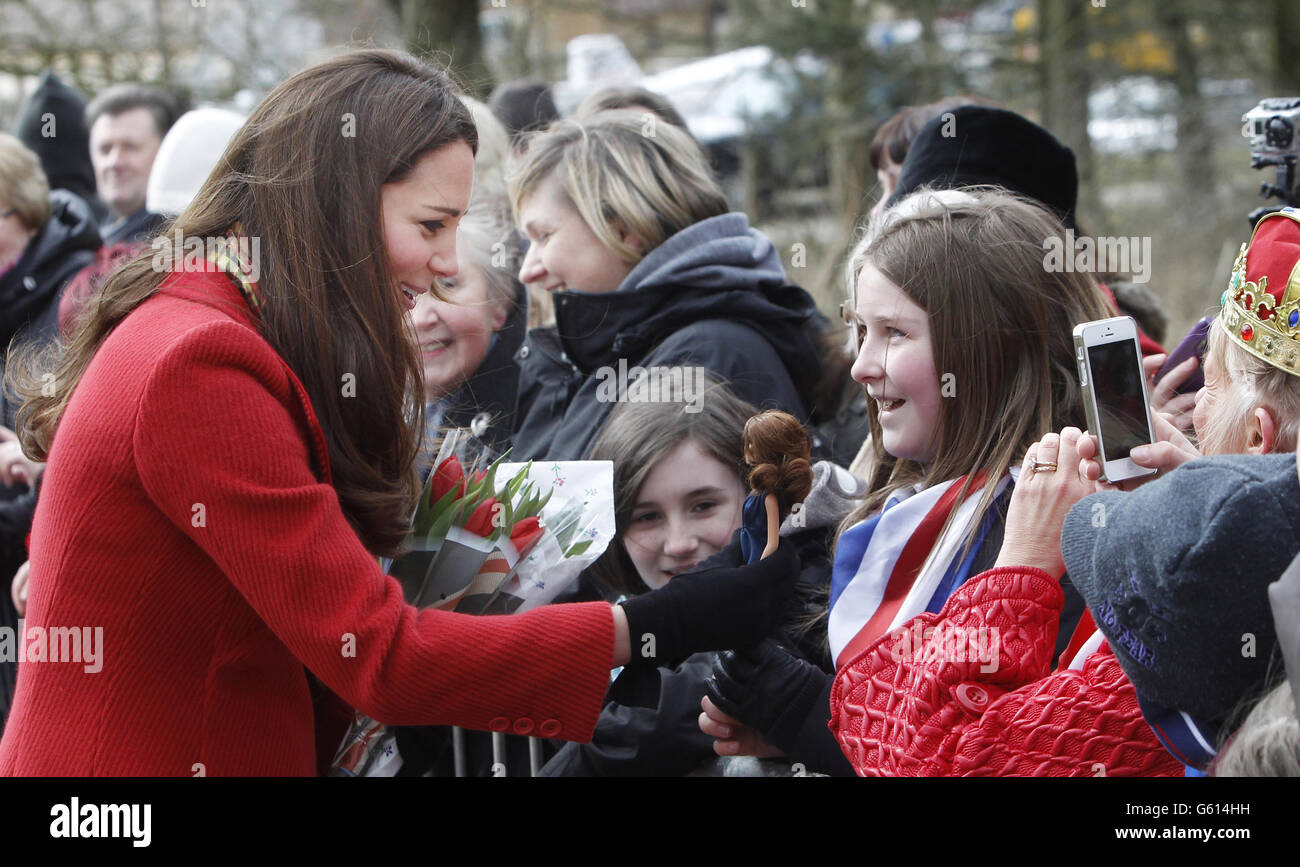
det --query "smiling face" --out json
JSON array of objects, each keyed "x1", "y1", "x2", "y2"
[
  {"x1": 380, "y1": 141, "x2": 475, "y2": 312},
  {"x1": 849, "y1": 261, "x2": 943, "y2": 463},
  {"x1": 89, "y1": 107, "x2": 163, "y2": 220},
  {"x1": 411, "y1": 233, "x2": 507, "y2": 401},
  {"x1": 622, "y1": 439, "x2": 746, "y2": 590},
  {"x1": 516, "y1": 170, "x2": 635, "y2": 295}
]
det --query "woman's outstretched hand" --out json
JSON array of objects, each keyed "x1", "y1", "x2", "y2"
[
  {"x1": 617, "y1": 539, "x2": 798, "y2": 669},
  {"x1": 994, "y1": 428, "x2": 1095, "y2": 580}
]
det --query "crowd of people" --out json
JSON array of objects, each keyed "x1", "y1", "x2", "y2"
[{"x1": 0, "y1": 48, "x2": 1295, "y2": 778}]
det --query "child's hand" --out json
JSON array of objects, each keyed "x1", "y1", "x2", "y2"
[
  {"x1": 699, "y1": 695, "x2": 785, "y2": 758},
  {"x1": 1077, "y1": 411, "x2": 1199, "y2": 492}
]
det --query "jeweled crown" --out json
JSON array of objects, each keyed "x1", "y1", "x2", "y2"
[{"x1": 1219, "y1": 208, "x2": 1300, "y2": 377}]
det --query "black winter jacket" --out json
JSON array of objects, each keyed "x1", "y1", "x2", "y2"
[
  {"x1": 511, "y1": 213, "x2": 827, "y2": 461},
  {"x1": 539, "y1": 525, "x2": 839, "y2": 777},
  {"x1": 0, "y1": 189, "x2": 100, "y2": 380}
]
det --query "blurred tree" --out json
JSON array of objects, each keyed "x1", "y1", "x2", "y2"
[
  {"x1": 1039, "y1": 0, "x2": 1100, "y2": 227},
  {"x1": 389, "y1": 0, "x2": 493, "y2": 97},
  {"x1": 1154, "y1": 2, "x2": 1215, "y2": 211},
  {"x1": 725, "y1": 0, "x2": 886, "y2": 227},
  {"x1": 0, "y1": 0, "x2": 397, "y2": 113},
  {"x1": 916, "y1": 0, "x2": 942, "y2": 103},
  {"x1": 1269, "y1": 0, "x2": 1300, "y2": 94}
]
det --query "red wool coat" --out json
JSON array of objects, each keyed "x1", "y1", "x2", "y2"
[
  {"x1": 829, "y1": 566, "x2": 1182, "y2": 776},
  {"x1": 0, "y1": 270, "x2": 615, "y2": 776}
]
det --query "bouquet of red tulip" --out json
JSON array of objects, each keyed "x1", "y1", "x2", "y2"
[
  {"x1": 386, "y1": 431, "x2": 614, "y2": 614},
  {"x1": 333, "y1": 432, "x2": 615, "y2": 777}
]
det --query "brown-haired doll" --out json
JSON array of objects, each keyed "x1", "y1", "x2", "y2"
[{"x1": 741, "y1": 410, "x2": 814, "y2": 563}]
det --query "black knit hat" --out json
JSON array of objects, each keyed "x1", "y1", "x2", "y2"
[
  {"x1": 14, "y1": 71, "x2": 97, "y2": 207},
  {"x1": 886, "y1": 105, "x2": 1078, "y2": 229},
  {"x1": 1062, "y1": 452, "x2": 1300, "y2": 724},
  {"x1": 488, "y1": 81, "x2": 559, "y2": 147}
]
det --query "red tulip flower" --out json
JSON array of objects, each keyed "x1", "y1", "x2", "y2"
[
  {"x1": 429, "y1": 456, "x2": 466, "y2": 507},
  {"x1": 463, "y1": 497, "x2": 501, "y2": 539},
  {"x1": 510, "y1": 515, "x2": 545, "y2": 554}
]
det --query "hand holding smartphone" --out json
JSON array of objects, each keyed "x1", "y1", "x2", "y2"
[{"x1": 1074, "y1": 316, "x2": 1159, "y2": 484}]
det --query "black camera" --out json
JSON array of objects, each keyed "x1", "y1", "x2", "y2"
[{"x1": 1244, "y1": 98, "x2": 1300, "y2": 223}]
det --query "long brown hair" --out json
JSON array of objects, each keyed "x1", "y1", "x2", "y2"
[
  {"x1": 7, "y1": 49, "x2": 477, "y2": 556},
  {"x1": 841, "y1": 187, "x2": 1112, "y2": 546},
  {"x1": 743, "y1": 410, "x2": 813, "y2": 506}
]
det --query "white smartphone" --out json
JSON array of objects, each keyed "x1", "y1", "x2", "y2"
[{"x1": 1073, "y1": 316, "x2": 1158, "y2": 484}]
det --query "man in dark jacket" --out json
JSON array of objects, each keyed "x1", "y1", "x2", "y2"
[
  {"x1": 512, "y1": 211, "x2": 827, "y2": 461},
  {"x1": 85, "y1": 83, "x2": 179, "y2": 246}
]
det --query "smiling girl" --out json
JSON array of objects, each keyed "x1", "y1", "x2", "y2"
[
  {"x1": 701, "y1": 187, "x2": 1114, "y2": 769},
  {"x1": 589, "y1": 378, "x2": 751, "y2": 595},
  {"x1": 825, "y1": 188, "x2": 1111, "y2": 672},
  {"x1": 543, "y1": 375, "x2": 849, "y2": 775}
]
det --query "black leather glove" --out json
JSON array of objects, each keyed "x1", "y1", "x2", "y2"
[
  {"x1": 705, "y1": 638, "x2": 828, "y2": 741},
  {"x1": 706, "y1": 639, "x2": 854, "y2": 775},
  {"x1": 619, "y1": 538, "x2": 797, "y2": 669}
]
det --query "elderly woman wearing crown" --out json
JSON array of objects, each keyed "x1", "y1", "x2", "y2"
[{"x1": 822, "y1": 208, "x2": 1300, "y2": 776}]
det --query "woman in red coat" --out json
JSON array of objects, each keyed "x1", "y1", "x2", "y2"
[{"x1": 0, "y1": 50, "x2": 793, "y2": 776}]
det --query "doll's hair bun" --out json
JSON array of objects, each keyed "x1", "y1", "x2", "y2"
[{"x1": 743, "y1": 411, "x2": 813, "y2": 504}]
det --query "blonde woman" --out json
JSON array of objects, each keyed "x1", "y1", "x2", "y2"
[
  {"x1": 507, "y1": 110, "x2": 827, "y2": 461},
  {"x1": 0, "y1": 134, "x2": 99, "y2": 396}
]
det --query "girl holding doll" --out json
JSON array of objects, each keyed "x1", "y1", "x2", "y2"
[{"x1": 543, "y1": 376, "x2": 863, "y2": 776}]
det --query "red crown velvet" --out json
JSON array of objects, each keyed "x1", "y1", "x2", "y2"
[{"x1": 1219, "y1": 208, "x2": 1300, "y2": 376}]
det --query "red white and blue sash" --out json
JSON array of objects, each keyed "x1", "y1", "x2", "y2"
[{"x1": 829, "y1": 472, "x2": 1013, "y2": 670}]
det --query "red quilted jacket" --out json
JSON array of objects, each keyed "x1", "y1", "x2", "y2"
[{"x1": 829, "y1": 566, "x2": 1182, "y2": 776}]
